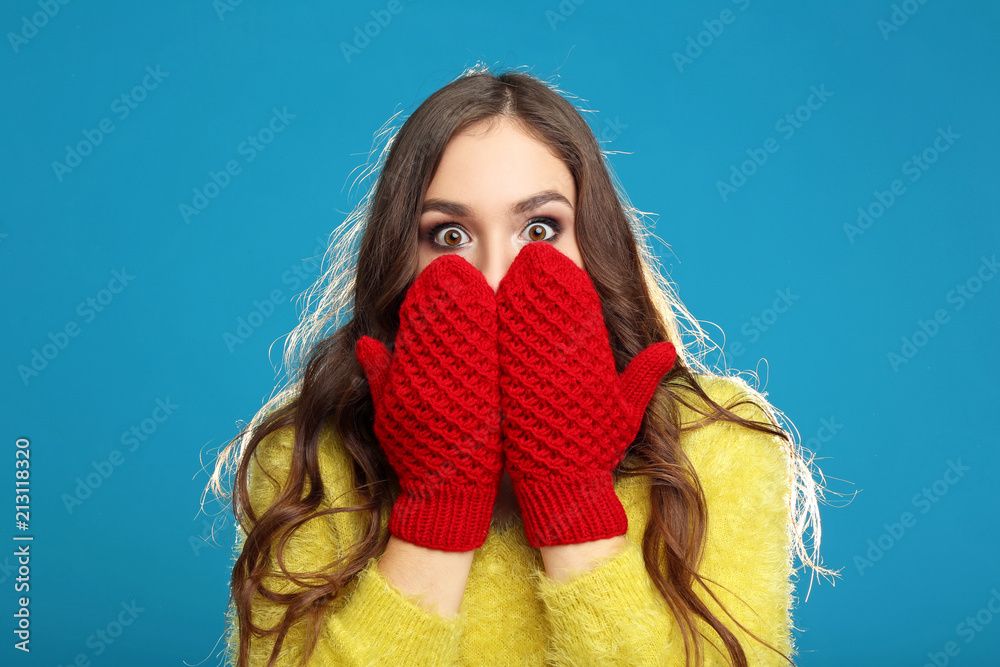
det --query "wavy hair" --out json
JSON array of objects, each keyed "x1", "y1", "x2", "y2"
[{"x1": 206, "y1": 63, "x2": 841, "y2": 667}]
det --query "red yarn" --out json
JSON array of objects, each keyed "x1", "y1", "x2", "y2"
[
  {"x1": 355, "y1": 253, "x2": 503, "y2": 552},
  {"x1": 496, "y1": 242, "x2": 678, "y2": 547}
]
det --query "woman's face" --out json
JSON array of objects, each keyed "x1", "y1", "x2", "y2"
[{"x1": 416, "y1": 117, "x2": 583, "y2": 293}]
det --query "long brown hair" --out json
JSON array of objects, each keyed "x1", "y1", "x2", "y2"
[{"x1": 207, "y1": 63, "x2": 840, "y2": 667}]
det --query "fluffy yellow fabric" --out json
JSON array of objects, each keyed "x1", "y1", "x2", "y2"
[{"x1": 224, "y1": 373, "x2": 796, "y2": 666}]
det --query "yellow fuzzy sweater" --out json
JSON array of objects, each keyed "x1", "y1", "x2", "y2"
[{"x1": 224, "y1": 374, "x2": 797, "y2": 666}]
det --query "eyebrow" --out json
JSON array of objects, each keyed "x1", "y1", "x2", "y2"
[{"x1": 420, "y1": 190, "x2": 574, "y2": 217}]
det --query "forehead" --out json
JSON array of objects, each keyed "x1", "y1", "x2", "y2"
[{"x1": 425, "y1": 118, "x2": 575, "y2": 203}]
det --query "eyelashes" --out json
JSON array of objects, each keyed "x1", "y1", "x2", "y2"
[{"x1": 423, "y1": 218, "x2": 563, "y2": 249}]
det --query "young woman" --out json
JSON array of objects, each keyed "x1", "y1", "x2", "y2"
[{"x1": 210, "y1": 65, "x2": 836, "y2": 667}]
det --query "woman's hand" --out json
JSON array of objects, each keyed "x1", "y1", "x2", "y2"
[
  {"x1": 355, "y1": 254, "x2": 503, "y2": 552},
  {"x1": 496, "y1": 242, "x2": 677, "y2": 548}
]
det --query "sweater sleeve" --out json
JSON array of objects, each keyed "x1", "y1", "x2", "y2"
[
  {"x1": 530, "y1": 376, "x2": 796, "y2": 666},
  {"x1": 225, "y1": 422, "x2": 464, "y2": 667}
]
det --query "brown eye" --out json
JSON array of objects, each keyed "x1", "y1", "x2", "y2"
[
  {"x1": 523, "y1": 220, "x2": 558, "y2": 243},
  {"x1": 433, "y1": 226, "x2": 469, "y2": 247}
]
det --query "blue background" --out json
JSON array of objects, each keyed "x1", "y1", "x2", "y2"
[{"x1": 2, "y1": 1, "x2": 998, "y2": 665}]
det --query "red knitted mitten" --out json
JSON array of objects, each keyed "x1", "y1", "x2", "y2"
[
  {"x1": 496, "y1": 242, "x2": 677, "y2": 547},
  {"x1": 355, "y1": 254, "x2": 502, "y2": 552}
]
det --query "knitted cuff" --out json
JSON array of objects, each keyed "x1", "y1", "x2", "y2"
[
  {"x1": 388, "y1": 483, "x2": 500, "y2": 552},
  {"x1": 512, "y1": 474, "x2": 627, "y2": 548}
]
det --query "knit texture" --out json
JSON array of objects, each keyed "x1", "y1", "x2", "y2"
[
  {"x1": 496, "y1": 242, "x2": 677, "y2": 547},
  {"x1": 224, "y1": 373, "x2": 798, "y2": 666},
  {"x1": 355, "y1": 253, "x2": 502, "y2": 551}
]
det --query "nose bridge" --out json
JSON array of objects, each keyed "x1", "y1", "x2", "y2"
[{"x1": 478, "y1": 224, "x2": 518, "y2": 293}]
